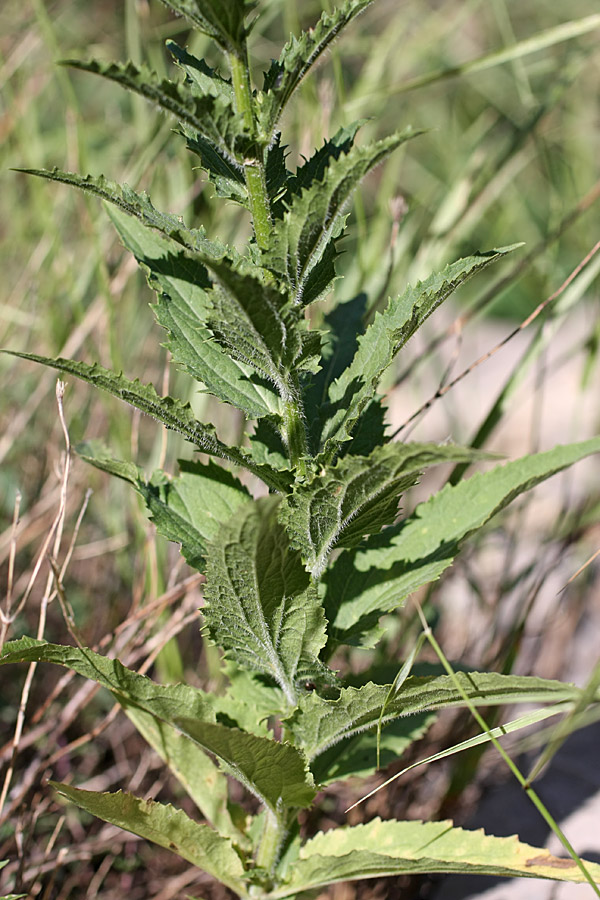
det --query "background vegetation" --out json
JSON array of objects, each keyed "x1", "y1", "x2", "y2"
[{"x1": 1, "y1": 0, "x2": 599, "y2": 897}]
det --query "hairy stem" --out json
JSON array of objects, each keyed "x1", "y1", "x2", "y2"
[
  {"x1": 229, "y1": 50, "x2": 272, "y2": 249},
  {"x1": 282, "y1": 390, "x2": 308, "y2": 474},
  {"x1": 255, "y1": 808, "x2": 285, "y2": 877}
]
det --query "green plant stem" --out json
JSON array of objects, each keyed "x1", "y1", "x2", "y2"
[
  {"x1": 255, "y1": 809, "x2": 284, "y2": 878},
  {"x1": 415, "y1": 604, "x2": 600, "y2": 898},
  {"x1": 229, "y1": 51, "x2": 272, "y2": 249},
  {"x1": 282, "y1": 389, "x2": 308, "y2": 474}
]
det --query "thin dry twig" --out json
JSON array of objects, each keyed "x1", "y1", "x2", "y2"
[
  {"x1": 392, "y1": 239, "x2": 600, "y2": 437},
  {"x1": 0, "y1": 382, "x2": 73, "y2": 817}
]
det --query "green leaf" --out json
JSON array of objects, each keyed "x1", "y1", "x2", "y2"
[
  {"x1": 246, "y1": 420, "x2": 290, "y2": 472},
  {"x1": 213, "y1": 662, "x2": 284, "y2": 737},
  {"x1": 157, "y1": 0, "x2": 256, "y2": 54},
  {"x1": 311, "y1": 711, "x2": 435, "y2": 785},
  {"x1": 0, "y1": 638, "x2": 215, "y2": 725},
  {"x1": 264, "y1": 129, "x2": 420, "y2": 307},
  {"x1": 14, "y1": 167, "x2": 222, "y2": 257},
  {"x1": 172, "y1": 718, "x2": 316, "y2": 812},
  {"x1": 0, "y1": 638, "x2": 241, "y2": 836},
  {"x1": 166, "y1": 40, "x2": 233, "y2": 101},
  {"x1": 280, "y1": 442, "x2": 489, "y2": 578},
  {"x1": 7, "y1": 351, "x2": 288, "y2": 492},
  {"x1": 78, "y1": 442, "x2": 252, "y2": 572},
  {"x1": 326, "y1": 437, "x2": 600, "y2": 647},
  {"x1": 107, "y1": 208, "x2": 281, "y2": 420},
  {"x1": 259, "y1": 0, "x2": 375, "y2": 138},
  {"x1": 63, "y1": 58, "x2": 252, "y2": 164},
  {"x1": 286, "y1": 672, "x2": 591, "y2": 761},
  {"x1": 50, "y1": 783, "x2": 247, "y2": 893},
  {"x1": 305, "y1": 292, "x2": 388, "y2": 458},
  {"x1": 275, "y1": 818, "x2": 600, "y2": 895},
  {"x1": 320, "y1": 246, "x2": 520, "y2": 455},
  {"x1": 123, "y1": 704, "x2": 245, "y2": 844},
  {"x1": 0, "y1": 638, "x2": 314, "y2": 817},
  {"x1": 203, "y1": 260, "x2": 302, "y2": 396},
  {"x1": 265, "y1": 132, "x2": 291, "y2": 218},
  {"x1": 203, "y1": 498, "x2": 328, "y2": 705},
  {"x1": 166, "y1": 41, "x2": 249, "y2": 204}
]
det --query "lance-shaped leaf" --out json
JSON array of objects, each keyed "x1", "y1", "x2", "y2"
[
  {"x1": 304, "y1": 292, "x2": 388, "y2": 457},
  {"x1": 14, "y1": 167, "x2": 224, "y2": 258},
  {"x1": 63, "y1": 59, "x2": 252, "y2": 165},
  {"x1": 0, "y1": 637, "x2": 215, "y2": 725},
  {"x1": 173, "y1": 718, "x2": 316, "y2": 812},
  {"x1": 122, "y1": 704, "x2": 244, "y2": 843},
  {"x1": 325, "y1": 436, "x2": 600, "y2": 647},
  {"x1": 0, "y1": 638, "x2": 240, "y2": 836},
  {"x1": 274, "y1": 818, "x2": 600, "y2": 896},
  {"x1": 16, "y1": 169, "x2": 299, "y2": 401},
  {"x1": 320, "y1": 246, "x2": 520, "y2": 456},
  {"x1": 265, "y1": 132, "x2": 291, "y2": 218},
  {"x1": 167, "y1": 40, "x2": 234, "y2": 101},
  {"x1": 50, "y1": 784, "x2": 247, "y2": 893},
  {"x1": 108, "y1": 207, "x2": 283, "y2": 421},
  {"x1": 157, "y1": 0, "x2": 255, "y2": 55},
  {"x1": 204, "y1": 261, "x2": 301, "y2": 396},
  {"x1": 203, "y1": 497, "x2": 328, "y2": 705},
  {"x1": 7, "y1": 352, "x2": 289, "y2": 492},
  {"x1": 259, "y1": 0, "x2": 375, "y2": 138},
  {"x1": 264, "y1": 129, "x2": 420, "y2": 307},
  {"x1": 167, "y1": 40, "x2": 249, "y2": 204},
  {"x1": 0, "y1": 639, "x2": 314, "y2": 818},
  {"x1": 213, "y1": 662, "x2": 284, "y2": 737},
  {"x1": 279, "y1": 442, "x2": 488, "y2": 578},
  {"x1": 285, "y1": 672, "x2": 590, "y2": 761},
  {"x1": 312, "y1": 711, "x2": 435, "y2": 786},
  {"x1": 77, "y1": 442, "x2": 252, "y2": 572}
]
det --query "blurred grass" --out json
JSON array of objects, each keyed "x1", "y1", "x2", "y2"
[{"x1": 1, "y1": 1, "x2": 599, "y2": 896}]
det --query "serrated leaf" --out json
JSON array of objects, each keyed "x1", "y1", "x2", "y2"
[
  {"x1": 50, "y1": 783, "x2": 246, "y2": 892},
  {"x1": 63, "y1": 58, "x2": 252, "y2": 165},
  {"x1": 0, "y1": 639, "x2": 313, "y2": 817},
  {"x1": 173, "y1": 718, "x2": 316, "y2": 812},
  {"x1": 7, "y1": 351, "x2": 288, "y2": 492},
  {"x1": 264, "y1": 129, "x2": 420, "y2": 307},
  {"x1": 247, "y1": 420, "x2": 290, "y2": 472},
  {"x1": 0, "y1": 638, "x2": 239, "y2": 835},
  {"x1": 285, "y1": 672, "x2": 591, "y2": 761},
  {"x1": 311, "y1": 711, "x2": 435, "y2": 785},
  {"x1": 275, "y1": 818, "x2": 600, "y2": 895},
  {"x1": 326, "y1": 437, "x2": 600, "y2": 647},
  {"x1": 181, "y1": 125, "x2": 250, "y2": 204},
  {"x1": 78, "y1": 442, "x2": 252, "y2": 572},
  {"x1": 321, "y1": 246, "x2": 520, "y2": 455},
  {"x1": 280, "y1": 442, "x2": 488, "y2": 578},
  {"x1": 290, "y1": 122, "x2": 365, "y2": 196},
  {"x1": 259, "y1": 0, "x2": 375, "y2": 138},
  {"x1": 167, "y1": 40, "x2": 233, "y2": 100},
  {"x1": 213, "y1": 662, "x2": 284, "y2": 737},
  {"x1": 204, "y1": 260, "x2": 301, "y2": 395},
  {"x1": 157, "y1": 0, "x2": 256, "y2": 54},
  {"x1": 0, "y1": 638, "x2": 215, "y2": 725},
  {"x1": 203, "y1": 498, "x2": 328, "y2": 704},
  {"x1": 107, "y1": 208, "x2": 282, "y2": 421},
  {"x1": 265, "y1": 132, "x2": 291, "y2": 218},
  {"x1": 304, "y1": 291, "x2": 370, "y2": 452},
  {"x1": 14, "y1": 167, "x2": 223, "y2": 257},
  {"x1": 123, "y1": 704, "x2": 244, "y2": 843}
]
